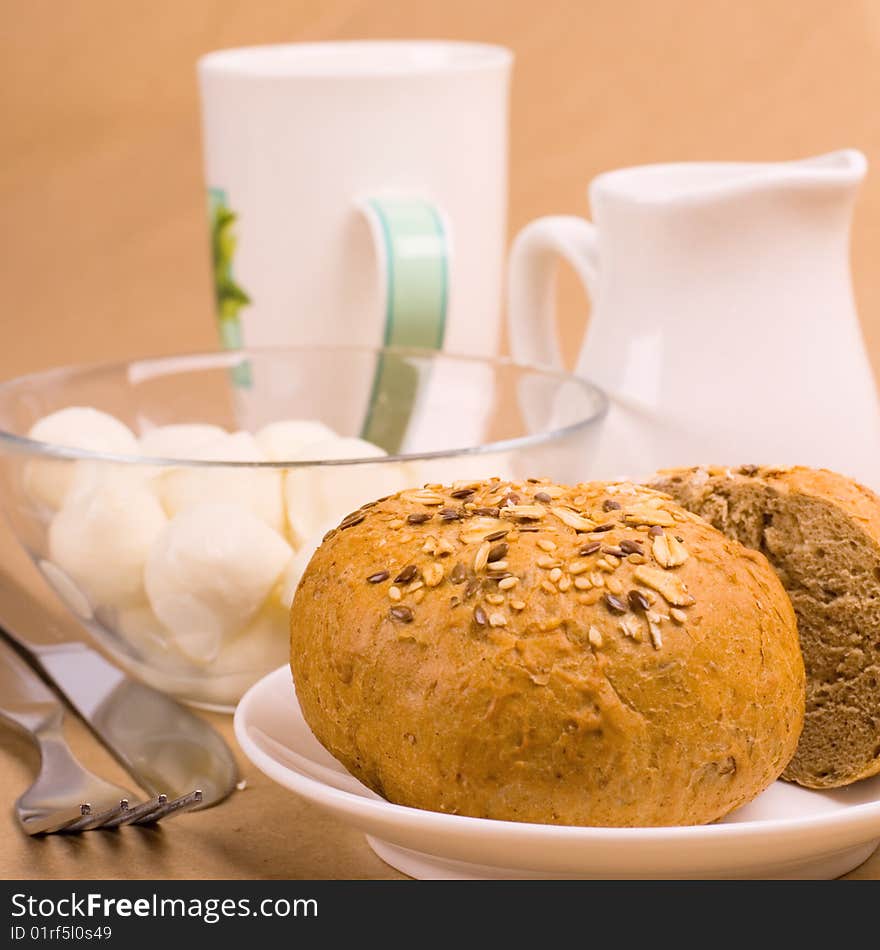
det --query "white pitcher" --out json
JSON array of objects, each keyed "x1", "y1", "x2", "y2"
[{"x1": 508, "y1": 150, "x2": 880, "y2": 488}]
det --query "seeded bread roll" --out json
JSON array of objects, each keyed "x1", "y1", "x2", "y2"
[
  {"x1": 651, "y1": 465, "x2": 880, "y2": 789},
  {"x1": 290, "y1": 479, "x2": 804, "y2": 827}
]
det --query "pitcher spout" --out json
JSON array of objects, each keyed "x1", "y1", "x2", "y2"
[
  {"x1": 591, "y1": 149, "x2": 867, "y2": 206},
  {"x1": 781, "y1": 149, "x2": 867, "y2": 186}
]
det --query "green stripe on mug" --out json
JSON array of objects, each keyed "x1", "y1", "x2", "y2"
[{"x1": 361, "y1": 197, "x2": 449, "y2": 451}]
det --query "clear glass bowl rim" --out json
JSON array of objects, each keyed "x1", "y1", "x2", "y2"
[{"x1": 0, "y1": 345, "x2": 608, "y2": 469}]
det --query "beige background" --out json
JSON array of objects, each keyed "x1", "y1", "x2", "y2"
[
  {"x1": 2, "y1": 0, "x2": 880, "y2": 879},
  {"x1": 3, "y1": 0, "x2": 880, "y2": 378}
]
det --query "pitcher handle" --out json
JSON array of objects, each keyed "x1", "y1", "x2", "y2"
[{"x1": 507, "y1": 215, "x2": 599, "y2": 370}]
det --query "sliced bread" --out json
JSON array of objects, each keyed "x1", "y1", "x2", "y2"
[{"x1": 651, "y1": 465, "x2": 880, "y2": 789}]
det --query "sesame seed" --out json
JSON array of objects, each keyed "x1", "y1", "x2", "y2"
[
  {"x1": 574, "y1": 576, "x2": 592, "y2": 590},
  {"x1": 367, "y1": 570, "x2": 389, "y2": 584},
  {"x1": 488, "y1": 612, "x2": 507, "y2": 627},
  {"x1": 490, "y1": 560, "x2": 509, "y2": 571},
  {"x1": 606, "y1": 555, "x2": 621, "y2": 568},
  {"x1": 485, "y1": 593, "x2": 505, "y2": 605},
  {"x1": 578, "y1": 590, "x2": 603, "y2": 605},
  {"x1": 413, "y1": 589, "x2": 425, "y2": 604},
  {"x1": 605, "y1": 576, "x2": 623, "y2": 595},
  {"x1": 567, "y1": 558, "x2": 591, "y2": 575},
  {"x1": 627, "y1": 553, "x2": 647, "y2": 565},
  {"x1": 670, "y1": 608, "x2": 687, "y2": 625},
  {"x1": 549, "y1": 567, "x2": 563, "y2": 583},
  {"x1": 388, "y1": 586, "x2": 402, "y2": 602},
  {"x1": 540, "y1": 580, "x2": 556, "y2": 594},
  {"x1": 388, "y1": 519, "x2": 405, "y2": 529},
  {"x1": 537, "y1": 538, "x2": 557, "y2": 552},
  {"x1": 423, "y1": 563, "x2": 444, "y2": 588},
  {"x1": 537, "y1": 555, "x2": 560, "y2": 569},
  {"x1": 588, "y1": 626, "x2": 604, "y2": 647},
  {"x1": 510, "y1": 600, "x2": 526, "y2": 610},
  {"x1": 390, "y1": 605, "x2": 414, "y2": 623},
  {"x1": 558, "y1": 575, "x2": 572, "y2": 592},
  {"x1": 498, "y1": 576, "x2": 518, "y2": 590}
]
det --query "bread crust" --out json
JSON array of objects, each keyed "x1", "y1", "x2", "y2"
[
  {"x1": 652, "y1": 465, "x2": 880, "y2": 788},
  {"x1": 290, "y1": 479, "x2": 804, "y2": 826}
]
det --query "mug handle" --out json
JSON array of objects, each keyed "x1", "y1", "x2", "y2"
[
  {"x1": 357, "y1": 196, "x2": 451, "y2": 450},
  {"x1": 507, "y1": 215, "x2": 599, "y2": 370}
]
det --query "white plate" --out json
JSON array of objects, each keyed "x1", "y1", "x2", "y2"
[{"x1": 234, "y1": 666, "x2": 880, "y2": 879}]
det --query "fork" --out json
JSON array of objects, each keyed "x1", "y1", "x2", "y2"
[{"x1": 0, "y1": 637, "x2": 202, "y2": 834}]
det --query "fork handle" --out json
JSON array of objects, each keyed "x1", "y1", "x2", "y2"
[{"x1": 0, "y1": 636, "x2": 64, "y2": 735}]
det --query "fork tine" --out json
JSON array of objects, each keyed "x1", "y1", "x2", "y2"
[
  {"x1": 129, "y1": 789, "x2": 203, "y2": 825},
  {"x1": 102, "y1": 794, "x2": 167, "y2": 828},
  {"x1": 64, "y1": 799, "x2": 130, "y2": 832},
  {"x1": 21, "y1": 803, "x2": 91, "y2": 836}
]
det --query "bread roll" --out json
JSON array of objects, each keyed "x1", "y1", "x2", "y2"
[
  {"x1": 290, "y1": 478, "x2": 804, "y2": 827},
  {"x1": 651, "y1": 465, "x2": 880, "y2": 789}
]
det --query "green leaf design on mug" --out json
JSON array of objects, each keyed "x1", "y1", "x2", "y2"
[
  {"x1": 210, "y1": 197, "x2": 251, "y2": 322},
  {"x1": 208, "y1": 188, "x2": 251, "y2": 385}
]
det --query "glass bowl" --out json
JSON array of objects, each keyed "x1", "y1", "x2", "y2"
[{"x1": 0, "y1": 346, "x2": 607, "y2": 709}]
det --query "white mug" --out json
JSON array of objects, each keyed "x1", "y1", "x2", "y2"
[{"x1": 198, "y1": 41, "x2": 512, "y2": 364}]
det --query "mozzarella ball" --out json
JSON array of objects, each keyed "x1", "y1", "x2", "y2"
[
  {"x1": 48, "y1": 481, "x2": 167, "y2": 609},
  {"x1": 144, "y1": 502, "x2": 291, "y2": 665},
  {"x1": 254, "y1": 420, "x2": 338, "y2": 461},
  {"x1": 209, "y1": 598, "x2": 290, "y2": 676},
  {"x1": 283, "y1": 437, "x2": 408, "y2": 546},
  {"x1": 24, "y1": 407, "x2": 139, "y2": 510},
  {"x1": 155, "y1": 431, "x2": 284, "y2": 533},
  {"x1": 278, "y1": 521, "x2": 336, "y2": 608},
  {"x1": 138, "y1": 424, "x2": 227, "y2": 459},
  {"x1": 113, "y1": 603, "x2": 187, "y2": 672}
]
